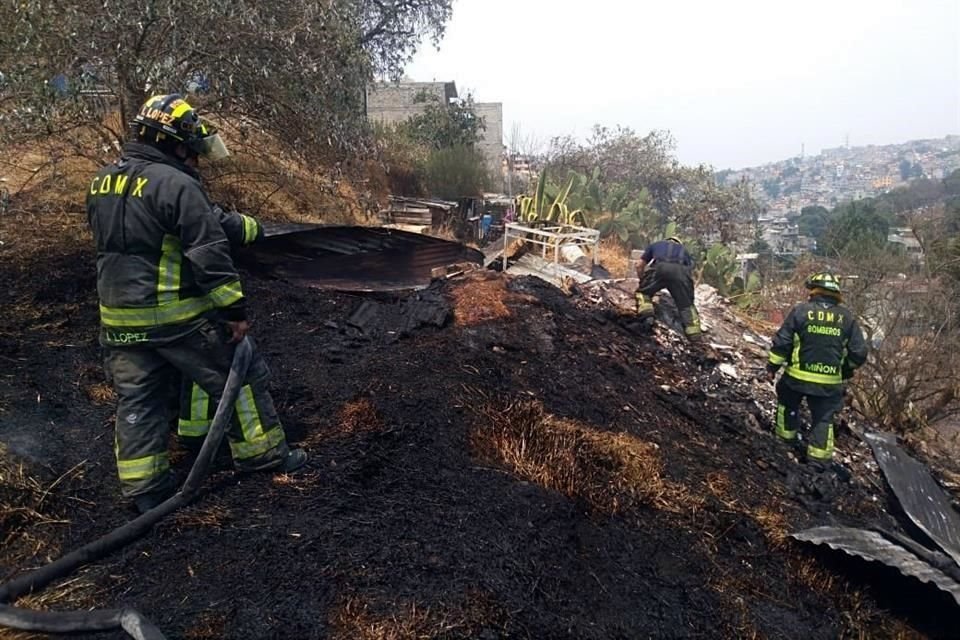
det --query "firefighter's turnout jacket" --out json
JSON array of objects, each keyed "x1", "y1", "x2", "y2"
[
  {"x1": 768, "y1": 295, "x2": 868, "y2": 394},
  {"x1": 767, "y1": 294, "x2": 868, "y2": 462},
  {"x1": 87, "y1": 142, "x2": 259, "y2": 347}
]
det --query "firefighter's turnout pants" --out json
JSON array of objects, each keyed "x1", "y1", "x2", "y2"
[
  {"x1": 105, "y1": 319, "x2": 290, "y2": 497},
  {"x1": 774, "y1": 376, "x2": 844, "y2": 462},
  {"x1": 636, "y1": 261, "x2": 702, "y2": 337}
]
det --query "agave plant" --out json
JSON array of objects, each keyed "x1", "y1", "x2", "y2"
[{"x1": 516, "y1": 168, "x2": 587, "y2": 226}]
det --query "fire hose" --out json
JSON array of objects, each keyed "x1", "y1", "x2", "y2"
[{"x1": 0, "y1": 338, "x2": 253, "y2": 639}]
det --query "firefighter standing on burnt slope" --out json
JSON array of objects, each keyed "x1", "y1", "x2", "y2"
[
  {"x1": 635, "y1": 236, "x2": 703, "y2": 339},
  {"x1": 86, "y1": 94, "x2": 306, "y2": 514},
  {"x1": 765, "y1": 273, "x2": 868, "y2": 467}
]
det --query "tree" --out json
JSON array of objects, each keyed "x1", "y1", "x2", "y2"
[
  {"x1": 585, "y1": 126, "x2": 680, "y2": 213},
  {"x1": 762, "y1": 179, "x2": 781, "y2": 199},
  {"x1": 841, "y1": 253, "x2": 960, "y2": 432},
  {"x1": 670, "y1": 167, "x2": 758, "y2": 244},
  {"x1": 943, "y1": 168, "x2": 960, "y2": 197},
  {"x1": 899, "y1": 158, "x2": 913, "y2": 181},
  {"x1": 398, "y1": 91, "x2": 486, "y2": 150},
  {"x1": 423, "y1": 145, "x2": 490, "y2": 199},
  {"x1": 360, "y1": 0, "x2": 453, "y2": 79},
  {"x1": 819, "y1": 200, "x2": 890, "y2": 258},
  {"x1": 0, "y1": 0, "x2": 454, "y2": 163},
  {"x1": 797, "y1": 205, "x2": 830, "y2": 238},
  {"x1": 879, "y1": 178, "x2": 944, "y2": 216}
]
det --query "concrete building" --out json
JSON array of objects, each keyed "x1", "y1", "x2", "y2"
[
  {"x1": 888, "y1": 227, "x2": 924, "y2": 262},
  {"x1": 365, "y1": 81, "x2": 458, "y2": 127},
  {"x1": 471, "y1": 101, "x2": 505, "y2": 179},
  {"x1": 365, "y1": 81, "x2": 505, "y2": 180}
]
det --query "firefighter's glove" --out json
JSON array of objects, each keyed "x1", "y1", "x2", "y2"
[
  {"x1": 762, "y1": 364, "x2": 779, "y2": 383},
  {"x1": 842, "y1": 382, "x2": 853, "y2": 405}
]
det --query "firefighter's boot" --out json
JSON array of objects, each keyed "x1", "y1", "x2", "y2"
[
  {"x1": 635, "y1": 292, "x2": 655, "y2": 318},
  {"x1": 680, "y1": 305, "x2": 703, "y2": 340}
]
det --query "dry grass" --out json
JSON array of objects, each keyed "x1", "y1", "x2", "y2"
[
  {"x1": 328, "y1": 592, "x2": 505, "y2": 640},
  {"x1": 0, "y1": 447, "x2": 98, "y2": 638},
  {"x1": 337, "y1": 398, "x2": 386, "y2": 435},
  {"x1": 704, "y1": 471, "x2": 738, "y2": 509},
  {"x1": 0, "y1": 444, "x2": 75, "y2": 561},
  {"x1": 448, "y1": 271, "x2": 538, "y2": 327},
  {"x1": 83, "y1": 383, "x2": 115, "y2": 405},
  {"x1": 173, "y1": 502, "x2": 231, "y2": 529},
  {"x1": 301, "y1": 397, "x2": 388, "y2": 449},
  {"x1": 597, "y1": 239, "x2": 632, "y2": 279},
  {"x1": 0, "y1": 118, "x2": 383, "y2": 265},
  {"x1": 787, "y1": 555, "x2": 838, "y2": 596},
  {"x1": 752, "y1": 505, "x2": 790, "y2": 548},
  {"x1": 183, "y1": 610, "x2": 229, "y2": 639},
  {"x1": 0, "y1": 445, "x2": 94, "y2": 631},
  {"x1": 0, "y1": 138, "x2": 98, "y2": 260},
  {"x1": 470, "y1": 399, "x2": 701, "y2": 515},
  {"x1": 448, "y1": 272, "x2": 513, "y2": 326},
  {"x1": 703, "y1": 472, "x2": 790, "y2": 547},
  {"x1": 0, "y1": 578, "x2": 104, "y2": 640},
  {"x1": 785, "y1": 555, "x2": 925, "y2": 639},
  {"x1": 707, "y1": 583, "x2": 763, "y2": 640}
]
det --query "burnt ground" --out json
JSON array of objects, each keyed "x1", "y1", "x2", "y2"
[{"x1": 1, "y1": 244, "x2": 959, "y2": 640}]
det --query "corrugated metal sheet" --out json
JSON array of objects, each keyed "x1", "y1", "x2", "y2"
[
  {"x1": 791, "y1": 526, "x2": 960, "y2": 605},
  {"x1": 864, "y1": 431, "x2": 960, "y2": 568},
  {"x1": 242, "y1": 224, "x2": 482, "y2": 292}
]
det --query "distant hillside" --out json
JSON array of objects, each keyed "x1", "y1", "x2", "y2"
[{"x1": 719, "y1": 135, "x2": 960, "y2": 217}]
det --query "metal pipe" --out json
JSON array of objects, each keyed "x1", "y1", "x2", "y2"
[{"x1": 0, "y1": 338, "x2": 253, "y2": 638}]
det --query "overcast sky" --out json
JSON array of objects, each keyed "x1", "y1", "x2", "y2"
[{"x1": 404, "y1": 0, "x2": 960, "y2": 169}]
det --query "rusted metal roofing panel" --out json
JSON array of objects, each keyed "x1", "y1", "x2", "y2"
[
  {"x1": 864, "y1": 431, "x2": 960, "y2": 568},
  {"x1": 791, "y1": 526, "x2": 960, "y2": 605},
  {"x1": 242, "y1": 225, "x2": 482, "y2": 292}
]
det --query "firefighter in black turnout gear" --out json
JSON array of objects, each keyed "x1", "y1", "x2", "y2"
[
  {"x1": 765, "y1": 273, "x2": 868, "y2": 465},
  {"x1": 635, "y1": 236, "x2": 703, "y2": 339},
  {"x1": 86, "y1": 94, "x2": 306, "y2": 514}
]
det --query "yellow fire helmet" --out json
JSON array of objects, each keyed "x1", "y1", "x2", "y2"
[
  {"x1": 805, "y1": 272, "x2": 842, "y2": 294},
  {"x1": 132, "y1": 94, "x2": 229, "y2": 161}
]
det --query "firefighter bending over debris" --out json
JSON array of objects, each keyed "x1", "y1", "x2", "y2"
[
  {"x1": 765, "y1": 273, "x2": 868, "y2": 466},
  {"x1": 635, "y1": 236, "x2": 703, "y2": 339},
  {"x1": 86, "y1": 94, "x2": 306, "y2": 514}
]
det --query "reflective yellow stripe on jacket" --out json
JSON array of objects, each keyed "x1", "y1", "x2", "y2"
[
  {"x1": 157, "y1": 235, "x2": 182, "y2": 304},
  {"x1": 782, "y1": 334, "x2": 842, "y2": 385},
  {"x1": 99, "y1": 229, "x2": 244, "y2": 328},
  {"x1": 100, "y1": 280, "x2": 243, "y2": 328},
  {"x1": 785, "y1": 367, "x2": 842, "y2": 385},
  {"x1": 240, "y1": 215, "x2": 259, "y2": 245}
]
